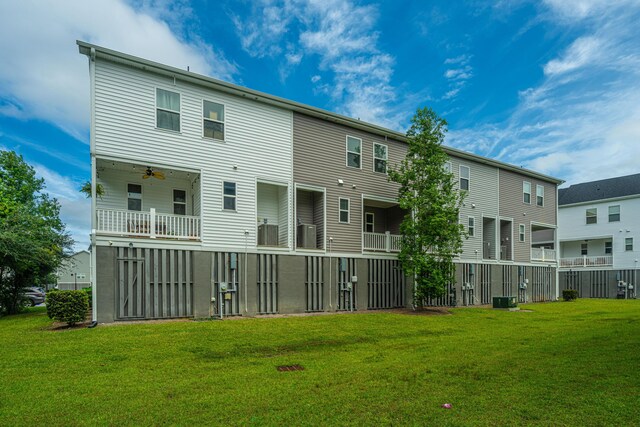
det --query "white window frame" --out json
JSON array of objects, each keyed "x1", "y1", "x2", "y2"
[
  {"x1": 173, "y1": 188, "x2": 187, "y2": 216},
  {"x1": 519, "y1": 224, "x2": 526, "y2": 242},
  {"x1": 155, "y1": 87, "x2": 181, "y2": 132},
  {"x1": 523, "y1": 181, "x2": 531, "y2": 204},
  {"x1": 625, "y1": 237, "x2": 633, "y2": 252},
  {"x1": 468, "y1": 216, "x2": 475, "y2": 237},
  {"x1": 581, "y1": 243, "x2": 588, "y2": 256},
  {"x1": 586, "y1": 208, "x2": 597, "y2": 225},
  {"x1": 222, "y1": 181, "x2": 237, "y2": 211},
  {"x1": 373, "y1": 143, "x2": 388, "y2": 174},
  {"x1": 346, "y1": 136, "x2": 362, "y2": 169},
  {"x1": 202, "y1": 99, "x2": 225, "y2": 141},
  {"x1": 127, "y1": 183, "x2": 143, "y2": 212},
  {"x1": 364, "y1": 212, "x2": 374, "y2": 233},
  {"x1": 536, "y1": 184, "x2": 544, "y2": 207},
  {"x1": 459, "y1": 165, "x2": 470, "y2": 191},
  {"x1": 608, "y1": 205, "x2": 620, "y2": 222},
  {"x1": 338, "y1": 197, "x2": 350, "y2": 223}
]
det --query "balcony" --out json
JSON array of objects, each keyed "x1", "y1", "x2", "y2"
[
  {"x1": 560, "y1": 255, "x2": 613, "y2": 268},
  {"x1": 363, "y1": 231, "x2": 402, "y2": 253},
  {"x1": 531, "y1": 247, "x2": 556, "y2": 262},
  {"x1": 97, "y1": 208, "x2": 201, "y2": 240}
]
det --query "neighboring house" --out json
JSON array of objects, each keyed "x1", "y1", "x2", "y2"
[
  {"x1": 78, "y1": 41, "x2": 562, "y2": 323},
  {"x1": 558, "y1": 173, "x2": 640, "y2": 298},
  {"x1": 57, "y1": 250, "x2": 92, "y2": 290}
]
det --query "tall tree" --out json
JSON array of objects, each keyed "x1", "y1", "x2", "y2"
[
  {"x1": 0, "y1": 151, "x2": 73, "y2": 314},
  {"x1": 389, "y1": 108, "x2": 465, "y2": 304}
]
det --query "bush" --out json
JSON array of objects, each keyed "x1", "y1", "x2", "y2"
[
  {"x1": 82, "y1": 287, "x2": 92, "y2": 308},
  {"x1": 562, "y1": 289, "x2": 578, "y2": 301},
  {"x1": 46, "y1": 290, "x2": 88, "y2": 325}
]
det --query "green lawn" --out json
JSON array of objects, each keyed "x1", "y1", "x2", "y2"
[{"x1": 1, "y1": 300, "x2": 639, "y2": 426}]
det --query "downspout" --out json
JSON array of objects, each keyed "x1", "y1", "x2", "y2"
[
  {"x1": 244, "y1": 230, "x2": 249, "y2": 313},
  {"x1": 89, "y1": 47, "x2": 98, "y2": 327},
  {"x1": 328, "y1": 237, "x2": 333, "y2": 309}
]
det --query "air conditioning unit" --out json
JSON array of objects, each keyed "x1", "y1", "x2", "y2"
[
  {"x1": 258, "y1": 224, "x2": 279, "y2": 246},
  {"x1": 297, "y1": 224, "x2": 317, "y2": 249}
]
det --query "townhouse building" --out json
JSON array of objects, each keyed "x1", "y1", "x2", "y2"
[
  {"x1": 558, "y1": 174, "x2": 640, "y2": 298},
  {"x1": 78, "y1": 42, "x2": 562, "y2": 322}
]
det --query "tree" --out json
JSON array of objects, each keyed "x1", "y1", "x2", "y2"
[
  {"x1": 389, "y1": 108, "x2": 465, "y2": 304},
  {"x1": 79, "y1": 181, "x2": 104, "y2": 199},
  {"x1": 0, "y1": 151, "x2": 73, "y2": 315}
]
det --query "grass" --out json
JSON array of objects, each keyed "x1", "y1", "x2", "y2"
[{"x1": 1, "y1": 300, "x2": 639, "y2": 426}]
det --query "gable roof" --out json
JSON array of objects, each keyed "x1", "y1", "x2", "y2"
[
  {"x1": 77, "y1": 40, "x2": 563, "y2": 185},
  {"x1": 558, "y1": 173, "x2": 640, "y2": 205}
]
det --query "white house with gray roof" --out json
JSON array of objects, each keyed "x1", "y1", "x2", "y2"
[{"x1": 558, "y1": 173, "x2": 640, "y2": 298}]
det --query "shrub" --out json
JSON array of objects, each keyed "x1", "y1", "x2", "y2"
[
  {"x1": 46, "y1": 290, "x2": 88, "y2": 325},
  {"x1": 82, "y1": 287, "x2": 92, "y2": 308},
  {"x1": 562, "y1": 289, "x2": 578, "y2": 302}
]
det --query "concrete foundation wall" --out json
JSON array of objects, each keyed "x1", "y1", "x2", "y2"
[{"x1": 559, "y1": 269, "x2": 637, "y2": 299}]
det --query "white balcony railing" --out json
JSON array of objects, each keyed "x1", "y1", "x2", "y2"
[
  {"x1": 531, "y1": 247, "x2": 557, "y2": 262},
  {"x1": 363, "y1": 231, "x2": 402, "y2": 253},
  {"x1": 96, "y1": 208, "x2": 200, "y2": 240},
  {"x1": 560, "y1": 255, "x2": 613, "y2": 268}
]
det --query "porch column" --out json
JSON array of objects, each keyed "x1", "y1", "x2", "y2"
[{"x1": 150, "y1": 208, "x2": 156, "y2": 239}]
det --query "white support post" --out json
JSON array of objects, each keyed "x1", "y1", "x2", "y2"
[
  {"x1": 385, "y1": 231, "x2": 390, "y2": 252},
  {"x1": 150, "y1": 208, "x2": 156, "y2": 239}
]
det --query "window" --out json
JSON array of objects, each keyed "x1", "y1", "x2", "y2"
[
  {"x1": 173, "y1": 189, "x2": 186, "y2": 215},
  {"x1": 519, "y1": 224, "x2": 526, "y2": 242},
  {"x1": 608, "y1": 205, "x2": 620, "y2": 222},
  {"x1": 339, "y1": 198, "x2": 350, "y2": 223},
  {"x1": 203, "y1": 100, "x2": 224, "y2": 140},
  {"x1": 444, "y1": 161, "x2": 452, "y2": 173},
  {"x1": 459, "y1": 165, "x2": 470, "y2": 191},
  {"x1": 223, "y1": 181, "x2": 236, "y2": 210},
  {"x1": 536, "y1": 185, "x2": 544, "y2": 207},
  {"x1": 586, "y1": 208, "x2": 597, "y2": 224},
  {"x1": 364, "y1": 212, "x2": 374, "y2": 232},
  {"x1": 373, "y1": 143, "x2": 388, "y2": 173},
  {"x1": 523, "y1": 182, "x2": 531, "y2": 204},
  {"x1": 581, "y1": 243, "x2": 588, "y2": 256},
  {"x1": 127, "y1": 184, "x2": 142, "y2": 211},
  {"x1": 346, "y1": 136, "x2": 361, "y2": 168},
  {"x1": 156, "y1": 88, "x2": 180, "y2": 131},
  {"x1": 468, "y1": 216, "x2": 475, "y2": 237},
  {"x1": 605, "y1": 241, "x2": 612, "y2": 255},
  {"x1": 625, "y1": 238, "x2": 633, "y2": 251}
]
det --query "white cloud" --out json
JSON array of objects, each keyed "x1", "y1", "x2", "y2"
[
  {"x1": 543, "y1": 36, "x2": 603, "y2": 75},
  {"x1": 0, "y1": 0, "x2": 237, "y2": 142},
  {"x1": 442, "y1": 54, "x2": 473, "y2": 100},
  {"x1": 311, "y1": 75, "x2": 321, "y2": 83}
]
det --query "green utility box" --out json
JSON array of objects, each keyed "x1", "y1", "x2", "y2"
[{"x1": 493, "y1": 296, "x2": 518, "y2": 309}]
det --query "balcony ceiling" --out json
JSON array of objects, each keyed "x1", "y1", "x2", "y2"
[{"x1": 96, "y1": 159, "x2": 197, "y2": 180}]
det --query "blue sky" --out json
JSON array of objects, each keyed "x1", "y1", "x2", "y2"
[{"x1": 1, "y1": 0, "x2": 640, "y2": 250}]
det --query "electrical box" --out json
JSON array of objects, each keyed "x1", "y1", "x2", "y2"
[
  {"x1": 224, "y1": 292, "x2": 232, "y2": 300},
  {"x1": 519, "y1": 283, "x2": 527, "y2": 290},
  {"x1": 258, "y1": 224, "x2": 279, "y2": 246},
  {"x1": 229, "y1": 253, "x2": 237, "y2": 270},
  {"x1": 493, "y1": 296, "x2": 518, "y2": 309},
  {"x1": 351, "y1": 276, "x2": 358, "y2": 283},
  {"x1": 339, "y1": 258, "x2": 347, "y2": 272},
  {"x1": 220, "y1": 282, "x2": 228, "y2": 292},
  {"x1": 297, "y1": 224, "x2": 317, "y2": 249},
  {"x1": 469, "y1": 264, "x2": 475, "y2": 276}
]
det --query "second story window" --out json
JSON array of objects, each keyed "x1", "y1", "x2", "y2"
[
  {"x1": 536, "y1": 185, "x2": 544, "y2": 206},
  {"x1": 339, "y1": 198, "x2": 350, "y2": 223},
  {"x1": 203, "y1": 100, "x2": 224, "y2": 140},
  {"x1": 605, "y1": 241, "x2": 612, "y2": 254},
  {"x1": 581, "y1": 243, "x2": 588, "y2": 255},
  {"x1": 346, "y1": 136, "x2": 362, "y2": 168},
  {"x1": 523, "y1": 181, "x2": 531, "y2": 204},
  {"x1": 626, "y1": 238, "x2": 634, "y2": 251},
  {"x1": 373, "y1": 143, "x2": 388, "y2": 173},
  {"x1": 608, "y1": 205, "x2": 620, "y2": 222},
  {"x1": 156, "y1": 88, "x2": 180, "y2": 132},
  {"x1": 127, "y1": 184, "x2": 142, "y2": 211},
  {"x1": 468, "y1": 216, "x2": 475, "y2": 237},
  {"x1": 519, "y1": 224, "x2": 526, "y2": 242},
  {"x1": 586, "y1": 208, "x2": 597, "y2": 224},
  {"x1": 459, "y1": 165, "x2": 470, "y2": 191},
  {"x1": 223, "y1": 181, "x2": 236, "y2": 211},
  {"x1": 173, "y1": 189, "x2": 186, "y2": 215}
]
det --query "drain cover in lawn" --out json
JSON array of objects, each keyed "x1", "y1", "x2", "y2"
[{"x1": 276, "y1": 365, "x2": 304, "y2": 372}]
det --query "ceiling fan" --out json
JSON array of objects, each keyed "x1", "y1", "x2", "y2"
[{"x1": 143, "y1": 166, "x2": 165, "y2": 180}]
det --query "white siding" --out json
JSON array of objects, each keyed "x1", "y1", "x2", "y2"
[
  {"x1": 93, "y1": 60, "x2": 293, "y2": 249},
  {"x1": 558, "y1": 197, "x2": 640, "y2": 269}
]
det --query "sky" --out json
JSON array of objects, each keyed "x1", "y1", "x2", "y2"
[{"x1": 1, "y1": 0, "x2": 639, "y2": 251}]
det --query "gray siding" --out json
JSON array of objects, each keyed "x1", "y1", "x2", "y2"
[
  {"x1": 499, "y1": 169, "x2": 558, "y2": 262},
  {"x1": 293, "y1": 113, "x2": 404, "y2": 253}
]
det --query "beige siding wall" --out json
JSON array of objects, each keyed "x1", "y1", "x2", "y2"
[
  {"x1": 499, "y1": 169, "x2": 558, "y2": 262},
  {"x1": 293, "y1": 113, "x2": 404, "y2": 253}
]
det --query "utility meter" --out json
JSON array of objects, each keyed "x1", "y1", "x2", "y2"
[
  {"x1": 229, "y1": 253, "x2": 238, "y2": 270},
  {"x1": 220, "y1": 282, "x2": 228, "y2": 292}
]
